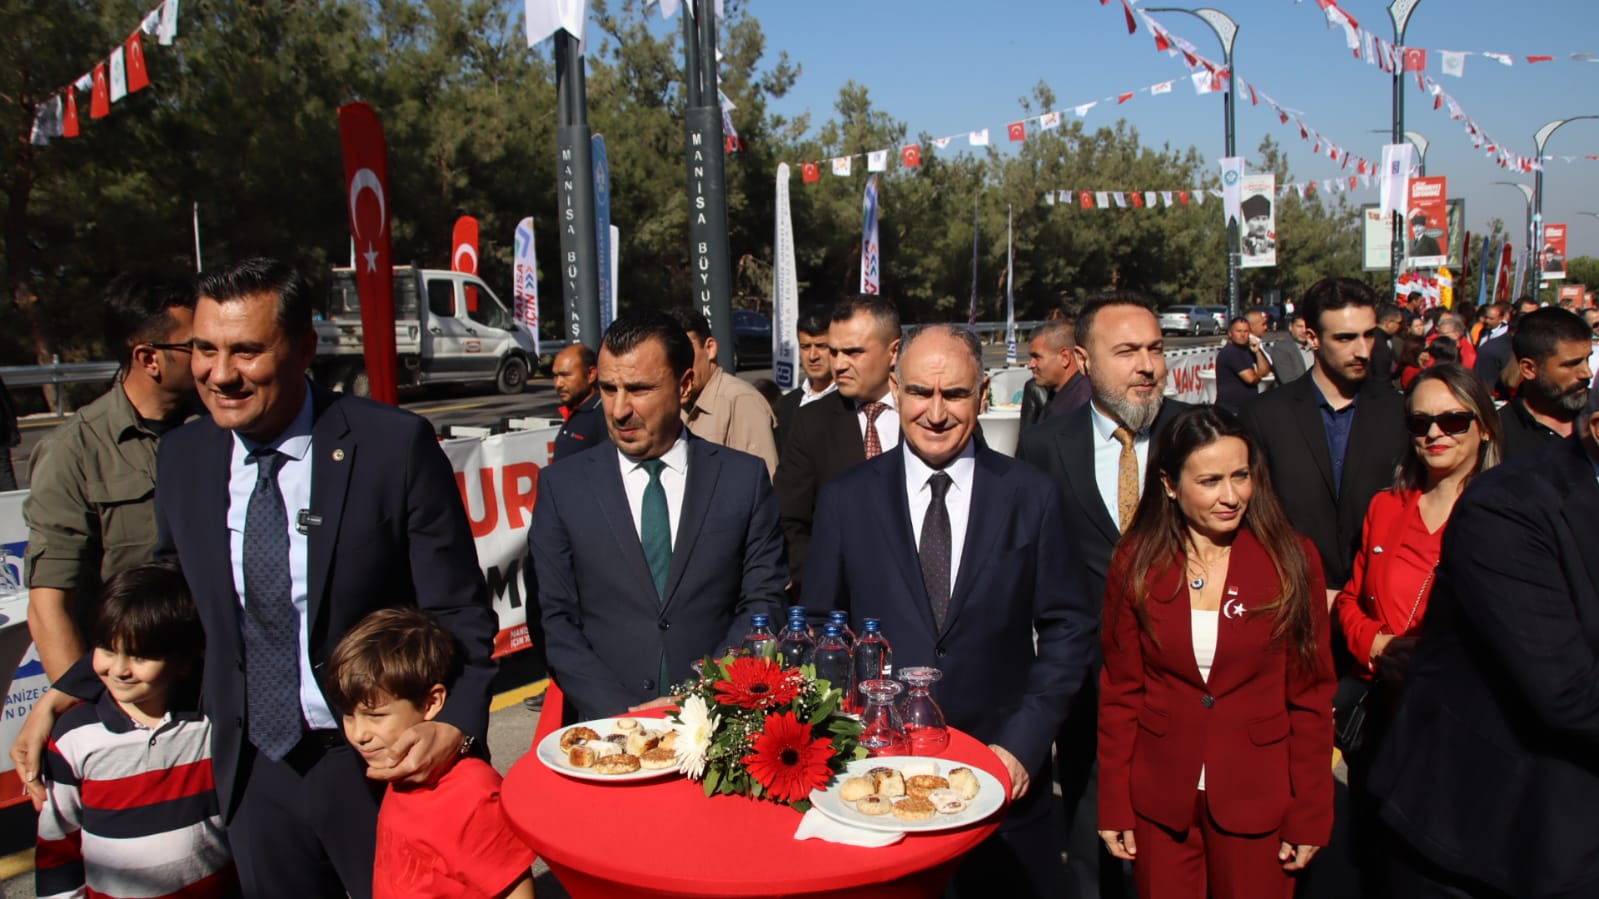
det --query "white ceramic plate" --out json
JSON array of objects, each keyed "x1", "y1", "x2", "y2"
[
  {"x1": 808, "y1": 756, "x2": 1006, "y2": 833},
  {"x1": 535, "y1": 717, "x2": 683, "y2": 783}
]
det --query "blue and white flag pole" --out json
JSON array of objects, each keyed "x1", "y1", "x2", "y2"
[
  {"x1": 860, "y1": 174, "x2": 881, "y2": 295},
  {"x1": 772, "y1": 164, "x2": 800, "y2": 390},
  {"x1": 1005, "y1": 205, "x2": 1016, "y2": 366}
]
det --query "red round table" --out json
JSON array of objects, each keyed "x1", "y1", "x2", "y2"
[{"x1": 503, "y1": 686, "x2": 1010, "y2": 899}]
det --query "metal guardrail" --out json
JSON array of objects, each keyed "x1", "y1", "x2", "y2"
[{"x1": 0, "y1": 359, "x2": 120, "y2": 417}]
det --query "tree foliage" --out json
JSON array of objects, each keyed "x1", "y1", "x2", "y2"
[{"x1": 1, "y1": 0, "x2": 1373, "y2": 367}]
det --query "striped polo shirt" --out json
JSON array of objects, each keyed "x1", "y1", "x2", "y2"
[{"x1": 36, "y1": 691, "x2": 236, "y2": 899}]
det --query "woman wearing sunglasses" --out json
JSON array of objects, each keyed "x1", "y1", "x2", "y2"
[{"x1": 1332, "y1": 362, "x2": 1502, "y2": 896}]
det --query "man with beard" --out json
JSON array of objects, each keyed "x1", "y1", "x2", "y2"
[
  {"x1": 1239, "y1": 277, "x2": 1408, "y2": 601},
  {"x1": 1016, "y1": 292, "x2": 1189, "y2": 899},
  {"x1": 1496, "y1": 308, "x2": 1594, "y2": 461},
  {"x1": 551, "y1": 344, "x2": 607, "y2": 461}
]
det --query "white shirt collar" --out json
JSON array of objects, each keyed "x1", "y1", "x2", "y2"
[
  {"x1": 902, "y1": 439, "x2": 977, "y2": 493},
  {"x1": 856, "y1": 390, "x2": 897, "y2": 412},
  {"x1": 803, "y1": 378, "x2": 837, "y2": 399},
  {"x1": 620, "y1": 432, "x2": 689, "y2": 477}
]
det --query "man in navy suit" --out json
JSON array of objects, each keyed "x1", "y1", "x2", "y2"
[
  {"x1": 804, "y1": 324, "x2": 1097, "y2": 897},
  {"x1": 11, "y1": 257, "x2": 498, "y2": 898},
  {"x1": 531, "y1": 312, "x2": 786, "y2": 721}
]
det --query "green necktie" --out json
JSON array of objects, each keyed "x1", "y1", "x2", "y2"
[{"x1": 640, "y1": 458, "x2": 672, "y2": 601}]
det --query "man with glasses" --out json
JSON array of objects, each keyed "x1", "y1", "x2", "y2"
[{"x1": 23, "y1": 273, "x2": 198, "y2": 679}]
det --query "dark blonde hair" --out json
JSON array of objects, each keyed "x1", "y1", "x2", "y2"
[
  {"x1": 1395, "y1": 363, "x2": 1502, "y2": 493},
  {"x1": 1112, "y1": 406, "x2": 1320, "y2": 672},
  {"x1": 324, "y1": 609, "x2": 457, "y2": 712}
]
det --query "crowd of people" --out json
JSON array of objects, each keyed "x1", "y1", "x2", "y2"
[{"x1": 4, "y1": 256, "x2": 1597, "y2": 899}]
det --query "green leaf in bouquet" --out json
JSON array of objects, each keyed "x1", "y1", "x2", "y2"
[{"x1": 792, "y1": 798, "x2": 812, "y2": 813}]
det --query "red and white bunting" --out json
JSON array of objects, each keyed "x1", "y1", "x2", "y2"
[{"x1": 29, "y1": 0, "x2": 177, "y2": 146}]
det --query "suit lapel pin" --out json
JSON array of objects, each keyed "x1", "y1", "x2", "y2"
[
  {"x1": 1223, "y1": 597, "x2": 1246, "y2": 620},
  {"x1": 333, "y1": 448, "x2": 346, "y2": 461},
  {"x1": 1373, "y1": 545, "x2": 1384, "y2": 554}
]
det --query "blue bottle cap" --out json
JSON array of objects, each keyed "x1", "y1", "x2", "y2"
[
  {"x1": 828, "y1": 610, "x2": 848, "y2": 622},
  {"x1": 751, "y1": 614, "x2": 770, "y2": 627},
  {"x1": 823, "y1": 624, "x2": 842, "y2": 638},
  {"x1": 862, "y1": 618, "x2": 881, "y2": 632}
]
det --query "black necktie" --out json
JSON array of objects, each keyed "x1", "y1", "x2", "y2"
[
  {"x1": 242, "y1": 448, "x2": 303, "y2": 760},
  {"x1": 919, "y1": 472, "x2": 953, "y2": 628}
]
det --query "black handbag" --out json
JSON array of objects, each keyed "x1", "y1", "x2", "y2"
[{"x1": 1333, "y1": 569, "x2": 1431, "y2": 755}]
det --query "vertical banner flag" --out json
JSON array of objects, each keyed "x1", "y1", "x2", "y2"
[
  {"x1": 513, "y1": 217, "x2": 541, "y2": 355},
  {"x1": 451, "y1": 215, "x2": 480, "y2": 313},
  {"x1": 1476, "y1": 236, "x2": 1492, "y2": 306},
  {"x1": 1542, "y1": 224, "x2": 1569, "y2": 280},
  {"x1": 1004, "y1": 206, "x2": 1017, "y2": 367},
  {"x1": 1493, "y1": 241, "x2": 1512, "y2": 303},
  {"x1": 1380, "y1": 143, "x2": 1414, "y2": 217},
  {"x1": 1238, "y1": 174, "x2": 1277, "y2": 269},
  {"x1": 338, "y1": 102, "x2": 400, "y2": 406},
  {"x1": 90, "y1": 64, "x2": 110, "y2": 118},
  {"x1": 608, "y1": 224, "x2": 619, "y2": 321},
  {"x1": 109, "y1": 46, "x2": 127, "y2": 102},
  {"x1": 772, "y1": 164, "x2": 800, "y2": 390},
  {"x1": 158, "y1": 0, "x2": 179, "y2": 45},
  {"x1": 592, "y1": 133, "x2": 614, "y2": 331},
  {"x1": 1404, "y1": 176, "x2": 1448, "y2": 268},
  {"x1": 1219, "y1": 157, "x2": 1244, "y2": 232},
  {"x1": 125, "y1": 33, "x2": 150, "y2": 94},
  {"x1": 860, "y1": 175, "x2": 881, "y2": 295},
  {"x1": 967, "y1": 195, "x2": 981, "y2": 326}
]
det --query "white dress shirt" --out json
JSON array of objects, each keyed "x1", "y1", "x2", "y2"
[
  {"x1": 855, "y1": 391, "x2": 901, "y2": 451},
  {"x1": 619, "y1": 434, "x2": 689, "y2": 548},
  {"x1": 799, "y1": 378, "x2": 838, "y2": 408},
  {"x1": 227, "y1": 384, "x2": 336, "y2": 730},
  {"x1": 903, "y1": 442, "x2": 977, "y2": 590},
  {"x1": 1089, "y1": 401, "x2": 1152, "y2": 528},
  {"x1": 1192, "y1": 607, "x2": 1220, "y2": 789}
]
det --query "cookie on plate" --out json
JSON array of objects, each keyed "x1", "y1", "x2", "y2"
[
  {"x1": 593, "y1": 753, "x2": 641, "y2": 775},
  {"x1": 560, "y1": 726, "x2": 600, "y2": 751},
  {"x1": 855, "y1": 795, "x2": 893, "y2": 816},
  {"x1": 906, "y1": 774, "x2": 950, "y2": 799},
  {"x1": 839, "y1": 776, "x2": 875, "y2": 802},
  {"x1": 948, "y1": 767, "x2": 981, "y2": 800},
  {"x1": 871, "y1": 769, "x2": 906, "y2": 797},
  {"x1": 639, "y1": 748, "x2": 678, "y2": 770},
  {"x1": 892, "y1": 797, "x2": 937, "y2": 822}
]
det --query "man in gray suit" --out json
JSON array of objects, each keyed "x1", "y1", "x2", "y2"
[
  {"x1": 530, "y1": 313, "x2": 787, "y2": 721},
  {"x1": 1262, "y1": 310, "x2": 1310, "y2": 385}
]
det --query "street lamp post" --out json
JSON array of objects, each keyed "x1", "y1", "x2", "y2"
[
  {"x1": 1388, "y1": 0, "x2": 1422, "y2": 302},
  {"x1": 1147, "y1": 7, "x2": 1239, "y2": 317},
  {"x1": 1532, "y1": 116, "x2": 1598, "y2": 297},
  {"x1": 681, "y1": 4, "x2": 736, "y2": 370}
]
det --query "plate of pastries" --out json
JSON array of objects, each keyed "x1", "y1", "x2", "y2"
[
  {"x1": 536, "y1": 717, "x2": 682, "y2": 782},
  {"x1": 808, "y1": 757, "x2": 1005, "y2": 833}
]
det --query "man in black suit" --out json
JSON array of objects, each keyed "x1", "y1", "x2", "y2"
[
  {"x1": 774, "y1": 304, "x2": 835, "y2": 449},
  {"x1": 774, "y1": 296, "x2": 901, "y2": 588},
  {"x1": 11, "y1": 258, "x2": 498, "y2": 898},
  {"x1": 1368, "y1": 394, "x2": 1599, "y2": 898},
  {"x1": 1239, "y1": 277, "x2": 1408, "y2": 598},
  {"x1": 805, "y1": 324, "x2": 1096, "y2": 897},
  {"x1": 531, "y1": 313, "x2": 786, "y2": 721},
  {"x1": 551, "y1": 343, "x2": 607, "y2": 460},
  {"x1": 1015, "y1": 292, "x2": 1188, "y2": 899},
  {"x1": 1497, "y1": 308, "x2": 1594, "y2": 461}
]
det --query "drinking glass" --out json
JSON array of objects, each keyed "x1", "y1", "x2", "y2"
[
  {"x1": 897, "y1": 666, "x2": 950, "y2": 755},
  {"x1": 857, "y1": 679, "x2": 909, "y2": 757}
]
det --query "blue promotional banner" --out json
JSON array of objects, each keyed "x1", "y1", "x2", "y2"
[
  {"x1": 593, "y1": 133, "x2": 614, "y2": 332},
  {"x1": 513, "y1": 217, "x2": 540, "y2": 356},
  {"x1": 860, "y1": 174, "x2": 880, "y2": 295}
]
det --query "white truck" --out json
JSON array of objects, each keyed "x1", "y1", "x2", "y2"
[{"x1": 314, "y1": 266, "x2": 542, "y2": 396}]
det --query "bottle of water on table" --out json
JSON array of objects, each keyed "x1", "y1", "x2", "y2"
[
  {"x1": 777, "y1": 607, "x2": 815, "y2": 669},
  {"x1": 853, "y1": 617, "x2": 893, "y2": 686},
  {"x1": 813, "y1": 624, "x2": 854, "y2": 707},
  {"x1": 827, "y1": 610, "x2": 856, "y2": 651},
  {"x1": 739, "y1": 614, "x2": 777, "y2": 660}
]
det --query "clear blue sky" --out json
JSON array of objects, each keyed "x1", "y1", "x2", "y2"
[{"x1": 737, "y1": 0, "x2": 1599, "y2": 264}]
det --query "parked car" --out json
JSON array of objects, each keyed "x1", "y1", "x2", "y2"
[
  {"x1": 732, "y1": 309, "x2": 773, "y2": 370},
  {"x1": 1203, "y1": 306, "x2": 1229, "y2": 329},
  {"x1": 1159, "y1": 305, "x2": 1224, "y2": 336}
]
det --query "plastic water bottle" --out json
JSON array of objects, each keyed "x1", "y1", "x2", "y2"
[
  {"x1": 739, "y1": 614, "x2": 777, "y2": 660},
  {"x1": 777, "y1": 608, "x2": 815, "y2": 669},
  {"x1": 786, "y1": 604, "x2": 816, "y2": 639},
  {"x1": 813, "y1": 624, "x2": 855, "y2": 708},
  {"x1": 853, "y1": 618, "x2": 893, "y2": 687},
  {"x1": 827, "y1": 610, "x2": 857, "y2": 650}
]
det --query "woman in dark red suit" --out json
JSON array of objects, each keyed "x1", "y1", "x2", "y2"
[
  {"x1": 1333, "y1": 363, "x2": 1501, "y2": 895},
  {"x1": 1098, "y1": 406, "x2": 1334, "y2": 898}
]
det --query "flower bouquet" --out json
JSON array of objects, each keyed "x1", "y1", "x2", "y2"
[{"x1": 667, "y1": 654, "x2": 865, "y2": 811}]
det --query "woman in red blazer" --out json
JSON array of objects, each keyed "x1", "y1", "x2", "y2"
[
  {"x1": 1099, "y1": 406, "x2": 1334, "y2": 899},
  {"x1": 1332, "y1": 363, "x2": 1501, "y2": 895}
]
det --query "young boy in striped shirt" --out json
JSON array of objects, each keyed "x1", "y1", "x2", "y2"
[{"x1": 36, "y1": 560, "x2": 236, "y2": 899}]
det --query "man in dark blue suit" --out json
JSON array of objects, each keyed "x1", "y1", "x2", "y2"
[
  {"x1": 11, "y1": 258, "x2": 498, "y2": 898},
  {"x1": 531, "y1": 313, "x2": 786, "y2": 721},
  {"x1": 804, "y1": 324, "x2": 1097, "y2": 897}
]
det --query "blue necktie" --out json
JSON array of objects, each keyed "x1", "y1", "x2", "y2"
[{"x1": 242, "y1": 449, "x2": 303, "y2": 760}]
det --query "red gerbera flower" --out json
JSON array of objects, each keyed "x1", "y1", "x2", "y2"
[
  {"x1": 742, "y1": 711, "x2": 835, "y2": 804},
  {"x1": 713, "y1": 656, "x2": 800, "y2": 710}
]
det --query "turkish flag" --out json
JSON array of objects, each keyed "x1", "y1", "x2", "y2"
[
  {"x1": 1007, "y1": 121, "x2": 1026, "y2": 142},
  {"x1": 1079, "y1": 191, "x2": 1093, "y2": 209},
  {"x1": 63, "y1": 89, "x2": 80, "y2": 137},
  {"x1": 1278, "y1": 110, "x2": 1290, "y2": 125},
  {"x1": 1248, "y1": 85, "x2": 1258, "y2": 106},
  {"x1": 1527, "y1": 55, "x2": 1554, "y2": 63},
  {"x1": 1117, "y1": 92, "x2": 1135, "y2": 104},
  {"x1": 1122, "y1": 0, "x2": 1136, "y2": 33},
  {"x1": 1130, "y1": 192, "x2": 1144, "y2": 208},
  {"x1": 125, "y1": 32, "x2": 150, "y2": 93},
  {"x1": 1177, "y1": 191, "x2": 1189, "y2": 205},
  {"x1": 900, "y1": 145, "x2": 921, "y2": 168},
  {"x1": 452, "y1": 215, "x2": 480, "y2": 313},
  {"x1": 1434, "y1": 93, "x2": 1442, "y2": 110},
  {"x1": 802, "y1": 162, "x2": 820, "y2": 183},
  {"x1": 90, "y1": 63, "x2": 110, "y2": 118},
  {"x1": 338, "y1": 102, "x2": 400, "y2": 406},
  {"x1": 1153, "y1": 29, "x2": 1170, "y2": 52},
  {"x1": 1403, "y1": 47, "x2": 1427, "y2": 72}
]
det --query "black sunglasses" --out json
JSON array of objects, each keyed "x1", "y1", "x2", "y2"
[
  {"x1": 1405, "y1": 411, "x2": 1476, "y2": 437},
  {"x1": 146, "y1": 341, "x2": 194, "y2": 353}
]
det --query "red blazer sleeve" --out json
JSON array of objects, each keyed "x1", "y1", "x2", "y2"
[
  {"x1": 1097, "y1": 548, "x2": 1143, "y2": 832},
  {"x1": 1282, "y1": 539, "x2": 1337, "y2": 846},
  {"x1": 1334, "y1": 492, "x2": 1392, "y2": 670}
]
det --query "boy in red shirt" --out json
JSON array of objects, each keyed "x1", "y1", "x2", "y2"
[{"x1": 326, "y1": 609, "x2": 535, "y2": 899}]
